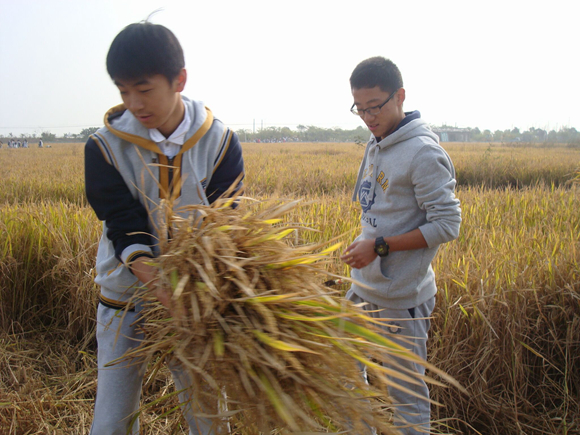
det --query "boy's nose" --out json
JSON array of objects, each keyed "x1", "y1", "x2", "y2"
[
  {"x1": 362, "y1": 111, "x2": 376, "y2": 121},
  {"x1": 126, "y1": 94, "x2": 144, "y2": 112}
]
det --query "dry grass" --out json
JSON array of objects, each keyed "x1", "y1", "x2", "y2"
[
  {"x1": 1, "y1": 142, "x2": 578, "y2": 204},
  {"x1": 0, "y1": 145, "x2": 86, "y2": 205},
  {"x1": 431, "y1": 185, "x2": 580, "y2": 434},
  {"x1": 0, "y1": 329, "x2": 97, "y2": 434},
  {"x1": 0, "y1": 142, "x2": 579, "y2": 434},
  {"x1": 447, "y1": 143, "x2": 580, "y2": 188},
  {"x1": 0, "y1": 328, "x2": 195, "y2": 434},
  {"x1": 0, "y1": 201, "x2": 98, "y2": 338}
]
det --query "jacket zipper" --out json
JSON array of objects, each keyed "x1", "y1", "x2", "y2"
[
  {"x1": 168, "y1": 156, "x2": 175, "y2": 197},
  {"x1": 167, "y1": 156, "x2": 175, "y2": 240}
]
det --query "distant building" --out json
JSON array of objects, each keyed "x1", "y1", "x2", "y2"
[{"x1": 431, "y1": 127, "x2": 472, "y2": 142}]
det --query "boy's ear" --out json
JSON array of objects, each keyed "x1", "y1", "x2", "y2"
[
  {"x1": 396, "y1": 88, "x2": 406, "y2": 106},
  {"x1": 175, "y1": 68, "x2": 187, "y2": 92}
]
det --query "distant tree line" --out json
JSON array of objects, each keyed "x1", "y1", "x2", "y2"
[
  {"x1": 234, "y1": 125, "x2": 371, "y2": 144},
  {"x1": 455, "y1": 126, "x2": 580, "y2": 145},
  {"x1": 237, "y1": 125, "x2": 580, "y2": 145},
  {"x1": 0, "y1": 127, "x2": 99, "y2": 144},
  {"x1": 2, "y1": 125, "x2": 579, "y2": 145}
]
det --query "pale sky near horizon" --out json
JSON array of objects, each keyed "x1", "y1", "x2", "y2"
[{"x1": 0, "y1": 0, "x2": 578, "y2": 137}]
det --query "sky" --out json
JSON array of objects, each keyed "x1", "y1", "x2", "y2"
[{"x1": 0, "y1": 0, "x2": 578, "y2": 137}]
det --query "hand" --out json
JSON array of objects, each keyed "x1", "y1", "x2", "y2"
[
  {"x1": 340, "y1": 239, "x2": 377, "y2": 269},
  {"x1": 131, "y1": 258, "x2": 183, "y2": 318},
  {"x1": 155, "y1": 285, "x2": 186, "y2": 320},
  {"x1": 153, "y1": 285, "x2": 172, "y2": 309}
]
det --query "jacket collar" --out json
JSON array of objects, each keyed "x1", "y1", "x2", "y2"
[{"x1": 103, "y1": 97, "x2": 214, "y2": 155}]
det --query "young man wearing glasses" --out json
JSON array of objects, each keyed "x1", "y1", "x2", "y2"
[{"x1": 340, "y1": 57, "x2": 461, "y2": 434}]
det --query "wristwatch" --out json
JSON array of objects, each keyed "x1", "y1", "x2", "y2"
[{"x1": 374, "y1": 237, "x2": 390, "y2": 257}]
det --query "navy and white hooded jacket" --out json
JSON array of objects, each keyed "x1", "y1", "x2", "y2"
[{"x1": 85, "y1": 96, "x2": 244, "y2": 306}]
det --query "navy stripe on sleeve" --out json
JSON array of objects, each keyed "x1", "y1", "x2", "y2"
[
  {"x1": 206, "y1": 131, "x2": 244, "y2": 204},
  {"x1": 213, "y1": 129, "x2": 232, "y2": 166}
]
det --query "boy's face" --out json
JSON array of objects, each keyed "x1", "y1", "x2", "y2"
[
  {"x1": 351, "y1": 86, "x2": 405, "y2": 140},
  {"x1": 114, "y1": 69, "x2": 187, "y2": 138}
]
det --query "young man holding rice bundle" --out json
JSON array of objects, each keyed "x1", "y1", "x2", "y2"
[
  {"x1": 341, "y1": 57, "x2": 461, "y2": 434},
  {"x1": 84, "y1": 21, "x2": 244, "y2": 434}
]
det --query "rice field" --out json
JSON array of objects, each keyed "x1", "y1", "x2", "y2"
[{"x1": 0, "y1": 142, "x2": 579, "y2": 434}]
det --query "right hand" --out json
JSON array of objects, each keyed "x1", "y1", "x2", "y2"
[
  {"x1": 153, "y1": 285, "x2": 172, "y2": 310},
  {"x1": 131, "y1": 257, "x2": 186, "y2": 319}
]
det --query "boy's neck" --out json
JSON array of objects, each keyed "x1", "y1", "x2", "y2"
[{"x1": 158, "y1": 97, "x2": 185, "y2": 138}]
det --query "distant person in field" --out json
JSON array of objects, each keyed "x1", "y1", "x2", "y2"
[
  {"x1": 340, "y1": 56, "x2": 461, "y2": 434},
  {"x1": 84, "y1": 21, "x2": 244, "y2": 435},
  {"x1": 38, "y1": 139, "x2": 43, "y2": 148}
]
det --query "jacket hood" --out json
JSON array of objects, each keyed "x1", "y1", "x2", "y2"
[
  {"x1": 374, "y1": 111, "x2": 439, "y2": 150},
  {"x1": 103, "y1": 96, "x2": 214, "y2": 155}
]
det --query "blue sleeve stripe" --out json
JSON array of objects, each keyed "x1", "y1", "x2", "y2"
[
  {"x1": 92, "y1": 133, "x2": 119, "y2": 170},
  {"x1": 90, "y1": 134, "x2": 112, "y2": 166},
  {"x1": 213, "y1": 129, "x2": 233, "y2": 174},
  {"x1": 98, "y1": 133, "x2": 120, "y2": 170},
  {"x1": 214, "y1": 129, "x2": 228, "y2": 164},
  {"x1": 125, "y1": 250, "x2": 154, "y2": 266}
]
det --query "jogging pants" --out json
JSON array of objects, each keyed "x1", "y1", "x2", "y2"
[
  {"x1": 90, "y1": 302, "x2": 216, "y2": 435},
  {"x1": 347, "y1": 290, "x2": 436, "y2": 435}
]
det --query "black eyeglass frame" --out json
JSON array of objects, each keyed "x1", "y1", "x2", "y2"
[{"x1": 350, "y1": 88, "x2": 399, "y2": 117}]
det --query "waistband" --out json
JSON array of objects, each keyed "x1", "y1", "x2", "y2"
[{"x1": 98, "y1": 293, "x2": 135, "y2": 312}]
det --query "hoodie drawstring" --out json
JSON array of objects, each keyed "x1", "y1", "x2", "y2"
[{"x1": 352, "y1": 139, "x2": 374, "y2": 202}]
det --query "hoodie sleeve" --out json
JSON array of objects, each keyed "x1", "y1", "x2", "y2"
[
  {"x1": 206, "y1": 130, "x2": 244, "y2": 204},
  {"x1": 411, "y1": 144, "x2": 462, "y2": 248},
  {"x1": 85, "y1": 137, "x2": 154, "y2": 264}
]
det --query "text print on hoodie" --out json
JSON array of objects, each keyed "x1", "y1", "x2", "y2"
[{"x1": 350, "y1": 111, "x2": 461, "y2": 310}]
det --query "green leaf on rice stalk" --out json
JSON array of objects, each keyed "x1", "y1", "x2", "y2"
[
  {"x1": 253, "y1": 330, "x2": 320, "y2": 354},
  {"x1": 244, "y1": 228, "x2": 295, "y2": 247}
]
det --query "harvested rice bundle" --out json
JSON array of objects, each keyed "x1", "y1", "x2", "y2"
[{"x1": 124, "y1": 196, "x2": 451, "y2": 434}]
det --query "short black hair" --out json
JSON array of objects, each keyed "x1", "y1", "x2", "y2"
[
  {"x1": 106, "y1": 22, "x2": 184, "y2": 82},
  {"x1": 350, "y1": 56, "x2": 403, "y2": 93}
]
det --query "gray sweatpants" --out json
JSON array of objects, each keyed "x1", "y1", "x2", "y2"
[
  {"x1": 90, "y1": 302, "x2": 216, "y2": 435},
  {"x1": 347, "y1": 290, "x2": 435, "y2": 435}
]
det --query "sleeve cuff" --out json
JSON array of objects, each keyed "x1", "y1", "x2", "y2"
[
  {"x1": 121, "y1": 244, "x2": 154, "y2": 267},
  {"x1": 418, "y1": 224, "x2": 439, "y2": 249}
]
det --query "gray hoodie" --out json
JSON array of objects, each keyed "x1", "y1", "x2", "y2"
[{"x1": 350, "y1": 113, "x2": 461, "y2": 309}]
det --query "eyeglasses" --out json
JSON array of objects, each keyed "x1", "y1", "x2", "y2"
[{"x1": 350, "y1": 89, "x2": 398, "y2": 117}]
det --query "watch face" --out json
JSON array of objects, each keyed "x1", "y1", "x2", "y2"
[
  {"x1": 377, "y1": 244, "x2": 388, "y2": 255},
  {"x1": 375, "y1": 237, "x2": 389, "y2": 256}
]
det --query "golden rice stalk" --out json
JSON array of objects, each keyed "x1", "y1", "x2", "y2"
[{"x1": 123, "y1": 195, "x2": 454, "y2": 434}]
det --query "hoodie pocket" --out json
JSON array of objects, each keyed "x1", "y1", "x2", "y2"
[
  {"x1": 355, "y1": 256, "x2": 393, "y2": 292},
  {"x1": 380, "y1": 250, "x2": 429, "y2": 300}
]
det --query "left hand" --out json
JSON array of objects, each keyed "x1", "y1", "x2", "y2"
[{"x1": 340, "y1": 239, "x2": 377, "y2": 269}]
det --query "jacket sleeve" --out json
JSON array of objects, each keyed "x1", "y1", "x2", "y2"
[
  {"x1": 206, "y1": 130, "x2": 245, "y2": 204},
  {"x1": 411, "y1": 144, "x2": 462, "y2": 248},
  {"x1": 85, "y1": 137, "x2": 154, "y2": 264}
]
